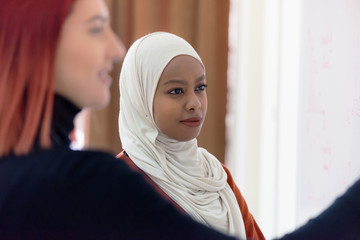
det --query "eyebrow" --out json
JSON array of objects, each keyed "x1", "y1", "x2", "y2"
[
  {"x1": 162, "y1": 74, "x2": 206, "y2": 86},
  {"x1": 86, "y1": 15, "x2": 108, "y2": 24}
]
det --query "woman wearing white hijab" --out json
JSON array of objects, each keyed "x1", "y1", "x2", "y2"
[{"x1": 117, "y1": 32, "x2": 264, "y2": 240}]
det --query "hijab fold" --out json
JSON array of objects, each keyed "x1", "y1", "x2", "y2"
[{"x1": 119, "y1": 32, "x2": 246, "y2": 239}]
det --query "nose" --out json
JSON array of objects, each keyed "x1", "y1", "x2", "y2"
[
  {"x1": 107, "y1": 30, "x2": 126, "y2": 64},
  {"x1": 186, "y1": 91, "x2": 201, "y2": 111}
]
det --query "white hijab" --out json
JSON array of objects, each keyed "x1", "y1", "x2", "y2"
[{"x1": 118, "y1": 32, "x2": 246, "y2": 238}]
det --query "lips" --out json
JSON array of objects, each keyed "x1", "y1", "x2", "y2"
[
  {"x1": 180, "y1": 117, "x2": 202, "y2": 127},
  {"x1": 99, "y1": 69, "x2": 113, "y2": 86}
]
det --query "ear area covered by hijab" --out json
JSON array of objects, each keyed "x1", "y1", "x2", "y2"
[{"x1": 118, "y1": 32, "x2": 246, "y2": 239}]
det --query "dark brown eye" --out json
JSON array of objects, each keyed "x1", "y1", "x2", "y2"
[
  {"x1": 195, "y1": 84, "x2": 207, "y2": 91},
  {"x1": 169, "y1": 88, "x2": 184, "y2": 95}
]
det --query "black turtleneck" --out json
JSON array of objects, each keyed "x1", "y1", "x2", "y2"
[
  {"x1": 51, "y1": 94, "x2": 81, "y2": 148},
  {"x1": 33, "y1": 94, "x2": 81, "y2": 151}
]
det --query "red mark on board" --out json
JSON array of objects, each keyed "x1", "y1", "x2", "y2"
[
  {"x1": 308, "y1": 107, "x2": 326, "y2": 116},
  {"x1": 322, "y1": 61, "x2": 329, "y2": 69},
  {"x1": 321, "y1": 145, "x2": 332, "y2": 155},
  {"x1": 323, "y1": 164, "x2": 330, "y2": 171},
  {"x1": 321, "y1": 34, "x2": 332, "y2": 45}
]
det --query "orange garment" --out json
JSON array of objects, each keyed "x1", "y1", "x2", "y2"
[
  {"x1": 221, "y1": 164, "x2": 265, "y2": 240},
  {"x1": 116, "y1": 151, "x2": 265, "y2": 240}
]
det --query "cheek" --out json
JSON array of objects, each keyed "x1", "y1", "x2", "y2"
[
  {"x1": 153, "y1": 103, "x2": 168, "y2": 127},
  {"x1": 202, "y1": 94, "x2": 208, "y2": 115},
  {"x1": 60, "y1": 35, "x2": 101, "y2": 78},
  {"x1": 153, "y1": 98, "x2": 176, "y2": 130},
  {"x1": 152, "y1": 98, "x2": 162, "y2": 127},
  {"x1": 56, "y1": 47, "x2": 87, "y2": 82},
  {"x1": 68, "y1": 50, "x2": 98, "y2": 78},
  {"x1": 54, "y1": 47, "x2": 105, "y2": 108},
  {"x1": 59, "y1": 46, "x2": 101, "y2": 85}
]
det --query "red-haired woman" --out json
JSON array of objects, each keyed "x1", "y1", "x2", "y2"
[{"x1": 0, "y1": 1, "x2": 238, "y2": 239}]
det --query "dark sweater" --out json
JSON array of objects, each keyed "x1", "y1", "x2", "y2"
[{"x1": 0, "y1": 95, "x2": 237, "y2": 240}]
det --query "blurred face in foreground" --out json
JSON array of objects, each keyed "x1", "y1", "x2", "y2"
[
  {"x1": 55, "y1": 0, "x2": 125, "y2": 109},
  {"x1": 153, "y1": 55, "x2": 208, "y2": 141}
]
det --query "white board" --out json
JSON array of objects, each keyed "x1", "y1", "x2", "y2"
[{"x1": 297, "y1": 0, "x2": 360, "y2": 226}]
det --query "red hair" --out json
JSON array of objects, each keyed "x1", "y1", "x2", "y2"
[{"x1": 0, "y1": 0, "x2": 76, "y2": 157}]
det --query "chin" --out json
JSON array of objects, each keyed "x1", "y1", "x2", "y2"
[{"x1": 88, "y1": 94, "x2": 111, "y2": 109}]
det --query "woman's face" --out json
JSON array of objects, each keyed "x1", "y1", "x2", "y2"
[
  {"x1": 54, "y1": 0, "x2": 125, "y2": 109},
  {"x1": 153, "y1": 55, "x2": 207, "y2": 141}
]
